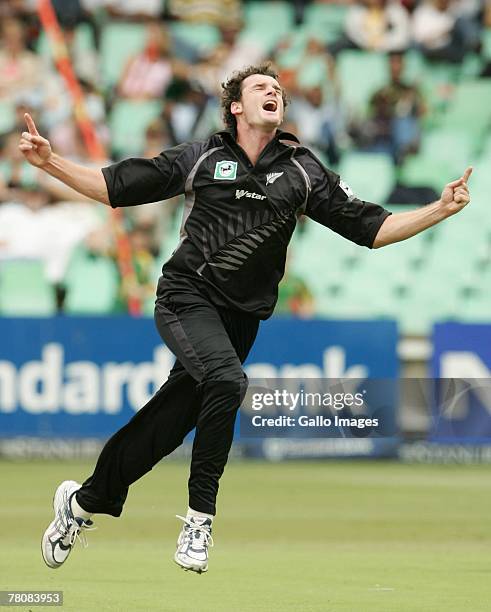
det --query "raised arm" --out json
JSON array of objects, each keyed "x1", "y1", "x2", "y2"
[
  {"x1": 372, "y1": 167, "x2": 472, "y2": 248},
  {"x1": 18, "y1": 113, "x2": 110, "y2": 205}
]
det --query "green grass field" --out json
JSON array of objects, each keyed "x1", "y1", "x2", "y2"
[{"x1": 1, "y1": 459, "x2": 490, "y2": 611}]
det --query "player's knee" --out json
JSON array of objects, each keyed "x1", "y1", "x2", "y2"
[
  {"x1": 201, "y1": 370, "x2": 248, "y2": 406},
  {"x1": 236, "y1": 370, "x2": 248, "y2": 404}
]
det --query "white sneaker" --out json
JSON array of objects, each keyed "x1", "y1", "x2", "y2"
[
  {"x1": 174, "y1": 515, "x2": 213, "y2": 574},
  {"x1": 41, "y1": 480, "x2": 95, "y2": 569}
]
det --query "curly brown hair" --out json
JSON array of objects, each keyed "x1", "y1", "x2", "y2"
[{"x1": 220, "y1": 63, "x2": 288, "y2": 131}]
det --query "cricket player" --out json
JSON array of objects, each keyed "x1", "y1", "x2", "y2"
[{"x1": 19, "y1": 63, "x2": 471, "y2": 574}]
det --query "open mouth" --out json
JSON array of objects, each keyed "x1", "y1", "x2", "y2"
[{"x1": 262, "y1": 100, "x2": 278, "y2": 112}]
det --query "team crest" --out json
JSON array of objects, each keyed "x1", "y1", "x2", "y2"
[
  {"x1": 266, "y1": 172, "x2": 283, "y2": 185},
  {"x1": 214, "y1": 161, "x2": 238, "y2": 180}
]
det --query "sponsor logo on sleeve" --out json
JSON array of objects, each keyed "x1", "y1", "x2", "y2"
[{"x1": 339, "y1": 179, "x2": 355, "y2": 201}]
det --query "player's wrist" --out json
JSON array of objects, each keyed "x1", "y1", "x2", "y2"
[
  {"x1": 38, "y1": 151, "x2": 55, "y2": 170},
  {"x1": 442, "y1": 203, "x2": 464, "y2": 219},
  {"x1": 435, "y1": 199, "x2": 453, "y2": 219}
]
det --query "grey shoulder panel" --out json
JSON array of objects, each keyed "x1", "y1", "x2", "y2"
[
  {"x1": 179, "y1": 145, "x2": 224, "y2": 244},
  {"x1": 289, "y1": 150, "x2": 312, "y2": 214},
  {"x1": 185, "y1": 145, "x2": 224, "y2": 193}
]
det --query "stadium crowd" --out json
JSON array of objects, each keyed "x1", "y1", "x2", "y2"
[{"x1": 0, "y1": 0, "x2": 490, "y2": 319}]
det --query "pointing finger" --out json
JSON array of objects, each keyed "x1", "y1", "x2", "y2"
[
  {"x1": 24, "y1": 112, "x2": 39, "y2": 136},
  {"x1": 462, "y1": 167, "x2": 473, "y2": 183}
]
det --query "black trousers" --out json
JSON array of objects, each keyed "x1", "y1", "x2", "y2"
[{"x1": 76, "y1": 293, "x2": 259, "y2": 516}]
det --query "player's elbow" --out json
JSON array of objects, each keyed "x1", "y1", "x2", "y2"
[
  {"x1": 371, "y1": 233, "x2": 387, "y2": 249},
  {"x1": 371, "y1": 217, "x2": 391, "y2": 248},
  {"x1": 97, "y1": 169, "x2": 112, "y2": 206},
  {"x1": 97, "y1": 188, "x2": 112, "y2": 207}
]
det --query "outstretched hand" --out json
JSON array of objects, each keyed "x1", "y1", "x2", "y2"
[
  {"x1": 439, "y1": 167, "x2": 472, "y2": 216},
  {"x1": 18, "y1": 113, "x2": 53, "y2": 168}
]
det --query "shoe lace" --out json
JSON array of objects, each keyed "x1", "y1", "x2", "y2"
[
  {"x1": 56, "y1": 500, "x2": 96, "y2": 549},
  {"x1": 176, "y1": 515, "x2": 214, "y2": 549},
  {"x1": 67, "y1": 519, "x2": 97, "y2": 548}
]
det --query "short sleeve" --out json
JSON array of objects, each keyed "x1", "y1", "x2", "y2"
[
  {"x1": 101, "y1": 142, "x2": 200, "y2": 208},
  {"x1": 305, "y1": 158, "x2": 391, "y2": 248}
]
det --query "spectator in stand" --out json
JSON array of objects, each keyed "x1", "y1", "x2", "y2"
[
  {"x1": 0, "y1": 113, "x2": 106, "y2": 312},
  {"x1": 61, "y1": 26, "x2": 100, "y2": 87},
  {"x1": 190, "y1": 21, "x2": 265, "y2": 96},
  {"x1": 117, "y1": 22, "x2": 174, "y2": 101},
  {"x1": 105, "y1": 0, "x2": 164, "y2": 21},
  {"x1": 0, "y1": 17, "x2": 44, "y2": 103},
  {"x1": 116, "y1": 224, "x2": 158, "y2": 312},
  {"x1": 47, "y1": 80, "x2": 109, "y2": 160},
  {"x1": 400, "y1": 0, "x2": 418, "y2": 13},
  {"x1": 349, "y1": 52, "x2": 425, "y2": 163},
  {"x1": 283, "y1": 36, "x2": 342, "y2": 163},
  {"x1": 0, "y1": 185, "x2": 51, "y2": 262},
  {"x1": 0, "y1": 0, "x2": 36, "y2": 19},
  {"x1": 167, "y1": 0, "x2": 241, "y2": 24},
  {"x1": 50, "y1": 0, "x2": 94, "y2": 31},
  {"x1": 163, "y1": 78, "x2": 218, "y2": 144},
  {"x1": 412, "y1": 0, "x2": 481, "y2": 63},
  {"x1": 481, "y1": 1, "x2": 491, "y2": 76},
  {"x1": 217, "y1": 20, "x2": 265, "y2": 80},
  {"x1": 123, "y1": 119, "x2": 179, "y2": 254},
  {"x1": 290, "y1": 0, "x2": 312, "y2": 26},
  {"x1": 0, "y1": 1, "x2": 39, "y2": 51},
  {"x1": 0, "y1": 181, "x2": 103, "y2": 309},
  {"x1": 143, "y1": 118, "x2": 171, "y2": 158},
  {"x1": 1, "y1": 119, "x2": 92, "y2": 205},
  {"x1": 329, "y1": 0, "x2": 411, "y2": 55},
  {"x1": 0, "y1": 129, "x2": 39, "y2": 195},
  {"x1": 289, "y1": 84, "x2": 342, "y2": 165},
  {"x1": 191, "y1": 45, "x2": 230, "y2": 96},
  {"x1": 276, "y1": 257, "x2": 315, "y2": 318}
]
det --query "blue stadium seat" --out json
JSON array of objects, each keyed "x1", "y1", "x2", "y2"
[
  {"x1": 64, "y1": 248, "x2": 119, "y2": 314},
  {"x1": 482, "y1": 29, "x2": 491, "y2": 61},
  {"x1": 0, "y1": 100, "x2": 15, "y2": 135},
  {"x1": 109, "y1": 100, "x2": 163, "y2": 158},
  {"x1": 440, "y1": 80, "x2": 491, "y2": 138},
  {"x1": 169, "y1": 22, "x2": 221, "y2": 55},
  {"x1": 338, "y1": 152, "x2": 394, "y2": 204},
  {"x1": 337, "y1": 51, "x2": 389, "y2": 114},
  {"x1": 301, "y1": 3, "x2": 348, "y2": 44},
  {"x1": 0, "y1": 260, "x2": 56, "y2": 316},
  {"x1": 241, "y1": 1, "x2": 295, "y2": 52},
  {"x1": 100, "y1": 22, "x2": 146, "y2": 90}
]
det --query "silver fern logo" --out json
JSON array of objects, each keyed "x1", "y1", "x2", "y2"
[{"x1": 265, "y1": 172, "x2": 284, "y2": 185}]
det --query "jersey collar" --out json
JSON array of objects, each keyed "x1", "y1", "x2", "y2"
[{"x1": 215, "y1": 128, "x2": 300, "y2": 145}]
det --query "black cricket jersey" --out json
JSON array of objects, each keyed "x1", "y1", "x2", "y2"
[{"x1": 102, "y1": 129, "x2": 391, "y2": 319}]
